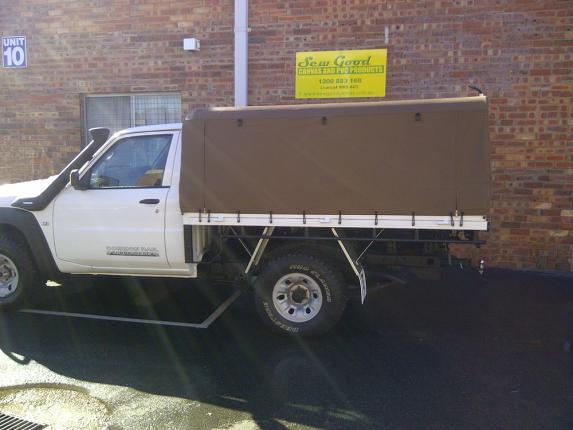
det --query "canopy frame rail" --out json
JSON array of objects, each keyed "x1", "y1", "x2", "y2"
[
  {"x1": 219, "y1": 232, "x2": 485, "y2": 246},
  {"x1": 183, "y1": 212, "x2": 489, "y2": 231}
]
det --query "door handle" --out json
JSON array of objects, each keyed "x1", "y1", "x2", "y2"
[{"x1": 139, "y1": 199, "x2": 160, "y2": 204}]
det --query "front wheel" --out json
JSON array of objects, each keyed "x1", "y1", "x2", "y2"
[
  {"x1": 0, "y1": 235, "x2": 41, "y2": 309},
  {"x1": 254, "y1": 253, "x2": 347, "y2": 336}
]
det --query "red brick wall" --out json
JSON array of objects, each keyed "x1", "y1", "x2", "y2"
[
  {"x1": 0, "y1": 1, "x2": 572, "y2": 270},
  {"x1": 0, "y1": 0, "x2": 235, "y2": 181}
]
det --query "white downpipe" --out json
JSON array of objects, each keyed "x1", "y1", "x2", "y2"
[{"x1": 234, "y1": 0, "x2": 248, "y2": 107}]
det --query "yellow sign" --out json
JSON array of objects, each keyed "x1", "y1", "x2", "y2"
[{"x1": 295, "y1": 49, "x2": 387, "y2": 99}]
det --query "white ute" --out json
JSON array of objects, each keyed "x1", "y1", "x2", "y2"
[{"x1": 0, "y1": 97, "x2": 490, "y2": 336}]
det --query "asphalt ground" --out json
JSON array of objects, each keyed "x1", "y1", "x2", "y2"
[{"x1": 0, "y1": 268, "x2": 572, "y2": 430}]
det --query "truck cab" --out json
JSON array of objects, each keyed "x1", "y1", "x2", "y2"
[
  {"x1": 51, "y1": 124, "x2": 194, "y2": 277},
  {"x1": 0, "y1": 124, "x2": 194, "y2": 279}
]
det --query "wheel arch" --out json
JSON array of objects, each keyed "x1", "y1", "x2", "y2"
[
  {"x1": 0, "y1": 207, "x2": 61, "y2": 280},
  {"x1": 261, "y1": 240, "x2": 357, "y2": 288}
]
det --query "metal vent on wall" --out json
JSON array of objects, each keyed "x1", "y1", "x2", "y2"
[{"x1": 0, "y1": 413, "x2": 46, "y2": 430}]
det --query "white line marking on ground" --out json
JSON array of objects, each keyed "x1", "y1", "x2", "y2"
[
  {"x1": 19, "y1": 290, "x2": 242, "y2": 329},
  {"x1": 200, "y1": 290, "x2": 242, "y2": 327}
]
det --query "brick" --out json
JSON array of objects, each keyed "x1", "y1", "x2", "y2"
[
  {"x1": 550, "y1": 231, "x2": 569, "y2": 238},
  {"x1": 532, "y1": 202, "x2": 552, "y2": 210}
]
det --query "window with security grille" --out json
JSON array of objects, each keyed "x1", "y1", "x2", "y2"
[{"x1": 84, "y1": 93, "x2": 181, "y2": 145}]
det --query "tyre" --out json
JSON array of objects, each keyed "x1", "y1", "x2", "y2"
[
  {"x1": 254, "y1": 253, "x2": 347, "y2": 336},
  {"x1": 0, "y1": 235, "x2": 42, "y2": 309}
]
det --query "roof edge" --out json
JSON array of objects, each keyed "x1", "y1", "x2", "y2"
[{"x1": 185, "y1": 95, "x2": 487, "y2": 121}]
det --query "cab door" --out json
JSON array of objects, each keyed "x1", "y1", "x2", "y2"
[{"x1": 53, "y1": 131, "x2": 178, "y2": 272}]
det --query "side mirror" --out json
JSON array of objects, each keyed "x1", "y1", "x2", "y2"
[{"x1": 69, "y1": 169, "x2": 85, "y2": 190}]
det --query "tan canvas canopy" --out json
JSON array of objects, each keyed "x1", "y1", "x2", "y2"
[{"x1": 180, "y1": 96, "x2": 490, "y2": 217}]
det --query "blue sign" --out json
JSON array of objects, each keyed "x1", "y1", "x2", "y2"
[{"x1": 2, "y1": 36, "x2": 27, "y2": 68}]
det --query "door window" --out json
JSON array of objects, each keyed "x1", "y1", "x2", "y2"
[{"x1": 86, "y1": 134, "x2": 172, "y2": 188}]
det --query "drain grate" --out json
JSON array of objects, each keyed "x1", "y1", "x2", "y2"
[{"x1": 0, "y1": 413, "x2": 46, "y2": 430}]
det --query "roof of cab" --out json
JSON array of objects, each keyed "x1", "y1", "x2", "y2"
[{"x1": 112, "y1": 123, "x2": 182, "y2": 137}]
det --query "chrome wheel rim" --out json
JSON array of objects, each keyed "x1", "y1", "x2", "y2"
[
  {"x1": 0, "y1": 254, "x2": 19, "y2": 299},
  {"x1": 272, "y1": 273, "x2": 323, "y2": 323}
]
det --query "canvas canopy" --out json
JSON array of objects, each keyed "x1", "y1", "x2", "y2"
[{"x1": 180, "y1": 96, "x2": 490, "y2": 217}]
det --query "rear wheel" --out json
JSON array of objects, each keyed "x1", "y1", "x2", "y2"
[
  {"x1": 254, "y1": 253, "x2": 347, "y2": 336},
  {"x1": 0, "y1": 235, "x2": 41, "y2": 309}
]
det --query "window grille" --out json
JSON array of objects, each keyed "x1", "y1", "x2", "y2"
[{"x1": 84, "y1": 93, "x2": 181, "y2": 145}]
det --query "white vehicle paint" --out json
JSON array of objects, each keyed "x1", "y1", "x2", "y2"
[{"x1": 0, "y1": 176, "x2": 57, "y2": 207}]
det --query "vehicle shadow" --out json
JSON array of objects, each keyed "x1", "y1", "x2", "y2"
[{"x1": 0, "y1": 269, "x2": 572, "y2": 429}]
